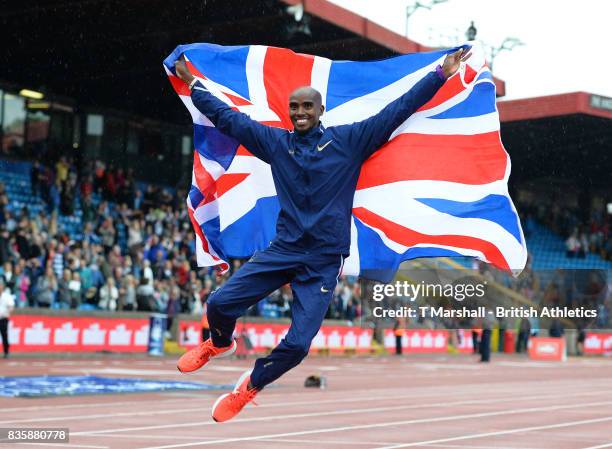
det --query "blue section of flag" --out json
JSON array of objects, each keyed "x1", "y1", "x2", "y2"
[
  {"x1": 476, "y1": 71, "x2": 493, "y2": 82},
  {"x1": 200, "y1": 216, "x2": 227, "y2": 262},
  {"x1": 188, "y1": 185, "x2": 204, "y2": 208},
  {"x1": 193, "y1": 124, "x2": 240, "y2": 170},
  {"x1": 415, "y1": 195, "x2": 523, "y2": 244},
  {"x1": 429, "y1": 81, "x2": 496, "y2": 119},
  {"x1": 354, "y1": 217, "x2": 400, "y2": 283},
  {"x1": 326, "y1": 50, "x2": 445, "y2": 111},
  {"x1": 219, "y1": 196, "x2": 281, "y2": 257},
  {"x1": 164, "y1": 43, "x2": 251, "y2": 100}
]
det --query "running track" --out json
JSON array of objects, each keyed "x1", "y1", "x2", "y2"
[{"x1": 2, "y1": 354, "x2": 612, "y2": 448}]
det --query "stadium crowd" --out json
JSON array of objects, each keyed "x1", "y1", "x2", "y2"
[
  {"x1": 519, "y1": 196, "x2": 612, "y2": 261},
  {"x1": 0, "y1": 156, "x2": 361, "y2": 323}
]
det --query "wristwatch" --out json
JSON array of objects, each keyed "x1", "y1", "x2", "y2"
[{"x1": 188, "y1": 78, "x2": 199, "y2": 90}]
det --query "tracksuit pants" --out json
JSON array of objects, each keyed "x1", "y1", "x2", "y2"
[{"x1": 206, "y1": 243, "x2": 344, "y2": 389}]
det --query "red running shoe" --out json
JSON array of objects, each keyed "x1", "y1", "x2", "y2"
[
  {"x1": 177, "y1": 338, "x2": 236, "y2": 373},
  {"x1": 212, "y1": 370, "x2": 259, "y2": 422}
]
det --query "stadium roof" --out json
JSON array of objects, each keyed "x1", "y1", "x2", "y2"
[
  {"x1": 280, "y1": 0, "x2": 506, "y2": 96},
  {"x1": 1, "y1": 0, "x2": 505, "y2": 125},
  {"x1": 498, "y1": 92, "x2": 612, "y2": 190},
  {"x1": 499, "y1": 92, "x2": 612, "y2": 122}
]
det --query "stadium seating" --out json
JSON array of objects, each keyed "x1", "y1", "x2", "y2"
[
  {"x1": 0, "y1": 159, "x2": 86, "y2": 240},
  {"x1": 526, "y1": 222, "x2": 612, "y2": 271}
]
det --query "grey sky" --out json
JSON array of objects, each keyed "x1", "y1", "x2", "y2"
[{"x1": 328, "y1": 0, "x2": 610, "y2": 100}]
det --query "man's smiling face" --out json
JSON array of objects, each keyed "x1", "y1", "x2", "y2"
[{"x1": 288, "y1": 86, "x2": 324, "y2": 134}]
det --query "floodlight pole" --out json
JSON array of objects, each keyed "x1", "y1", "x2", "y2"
[{"x1": 488, "y1": 37, "x2": 525, "y2": 72}]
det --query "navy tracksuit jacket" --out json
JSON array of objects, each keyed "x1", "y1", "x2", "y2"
[{"x1": 191, "y1": 71, "x2": 444, "y2": 388}]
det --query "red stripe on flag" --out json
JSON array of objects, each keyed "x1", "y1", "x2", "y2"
[
  {"x1": 225, "y1": 92, "x2": 251, "y2": 106},
  {"x1": 263, "y1": 47, "x2": 315, "y2": 129},
  {"x1": 168, "y1": 74, "x2": 190, "y2": 96},
  {"x1": 192, "y1": 153, "x2": 216, "y2": 205},
  {"x1": 464, "y1": 64, "x2": 478, "y2": 84},
  {"x1": 216, "y1": 173, "x2": 250, "y2": 198},
  {"x1": 357, "y1": 131, "x2": 507, "y2": 189},
  {"x1": 353, "y1": 207, "x2": 510, "y2": 271},
  {"x1": 418, "y1": 73, "x2": 465, "y2": 112},
  {"x1": 236, "y1": 146, "x2": 253, "y2": 157}
]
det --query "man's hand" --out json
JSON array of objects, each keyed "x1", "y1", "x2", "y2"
[
  {"x1": 174, "y1": 58, "x2": 195, "y2": 84},
  {"x1": 441, "y1": 47, "x2": 472, "y2": 79}
]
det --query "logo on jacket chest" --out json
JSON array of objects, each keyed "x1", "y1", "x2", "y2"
[{"x1": 317, "y1": 140, "x2": 333, "y2": 152}]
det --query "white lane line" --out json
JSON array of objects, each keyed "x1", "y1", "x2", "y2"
[
  {"x1": 581, "y1": 443, "x2": 612, "y2": 449},
  {"x1": 73, "y1": 391, "x2": 611, "y2": 436},
  {"x1": 76, "y1": 435, "x2": 219, "y2": 441},
  {"x1": 256, "y1": 438, "x2": 395, "y2": 445},
  {"x1": 18, "y1": 443, "x2": 109, "y2": 449},
  {"x1": 0, "y1": 398, "x2": 206, "y2": 414},
  {"x1": 395, "y1": 445, "x2": 533, "y2": 449},
  {"x1": 121, "y1": 401, "x2": 612, "y2": 448},
  {"x1": 374, "y1": 416, "x2": 612, "y2": 449},
  {"x1": 6, "y1": 382, "x2": 589, "y2": 425}
]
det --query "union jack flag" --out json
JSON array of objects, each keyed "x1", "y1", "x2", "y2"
[{"x1": 163, "y1": 43, "x2": 527, "y2": 281}]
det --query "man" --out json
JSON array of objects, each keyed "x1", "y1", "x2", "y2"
[
  {"x1": 174, "y1": 47, "x2": 470, "y2": 422},
  {"x1": 0, "y1": 279, "x2": 15, "y2": 359},
  {"x1": 480, "y1": 311, "x2": 495, "y2": 363}
]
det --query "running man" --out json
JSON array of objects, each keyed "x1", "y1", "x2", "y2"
[{"x1": 174, "y1": 47, "x2": 470, "y2": 422}]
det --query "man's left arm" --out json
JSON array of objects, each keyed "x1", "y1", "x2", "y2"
[{"x1": 347, "y1": 47, "x2": 471, "y2": 160}]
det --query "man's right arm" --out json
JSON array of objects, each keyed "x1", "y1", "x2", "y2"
[{"x1": 190, "y1": 81, "x2": 280, "y2": 164}]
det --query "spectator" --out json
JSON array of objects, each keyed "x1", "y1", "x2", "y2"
[
  {"x1": 549, "y1": 318, "x2": 565, "y2": 338},
  {"x1": 33, "y1": 265, "x2": 57, "y2": 308},
  {"x1": 14, "y1": 262, "x2": 30, "y2": 309},
  {"x1": 136, "y1": 277, "x2": 155, "y2": 311},
  {"x1": 68, "y1": 271, "x2": 82, "y2": 309},
  {"x1": 2, "y1": 261, "x2": 15, "y2": 293},
  {"x1": 565, "y1": 230, "x2": 580, "y2": 258},
  {"x1": 0, "y1": 279, "x2": 15, "y2": 358},
  {"x1": 516, "y1": 317, "x2": 531, "y2": 353},
  {"x1": 55, "y1": 156, "x2": 69, "y2": 183},
  {"x1": 127, "y1": 219, "x2": 143, "y2": 251},
  {"x1": 98, "y1": 218, "x2": 116, "y2": 254},
  {"x1": 119, "y1": 274, "x2": 137, "y2": 311},
  {"x1": 56, "y1": 268, "x2": 72, "y2": 309},
  {"x1": 99, "y1": 277, "x2": 119, "y2": 311}
]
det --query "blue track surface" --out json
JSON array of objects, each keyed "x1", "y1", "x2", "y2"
[{"x1": 0, "y1": 375, "x2": 234, "y2": 398}]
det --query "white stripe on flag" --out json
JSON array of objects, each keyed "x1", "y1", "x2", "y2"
[
  {"x1": 394, "y1": 112, "x2": 500, "y2": 136},
  {"x1": 342, "y1": 217, "x2": 360, "y2": 276},
  {"x1": 246, "y1": 45, "x2": 270, "y2": 107},
  {"x1": 354, "y1": 179, "x2": 509, "y2": 203},
  {"x1": 310, "y1": 56, "x2": 332, "y2": 108},
  {"x1": 179, "y1": 94, "x2": 214, "y2": 127}
]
